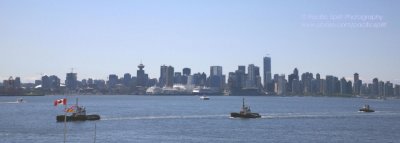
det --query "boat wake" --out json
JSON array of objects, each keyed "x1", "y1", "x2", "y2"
[
  {"x1": 0, "y1": 101, "x2": 25, "y2": 104},
  {"x1": 102, "y1": 111, "x2": 400, "y2": 121},
  {"x1": 260, "y1": 111, "x2": 400, "y2": 119},
  {"x1": 102, "y1": 114, "x2": 228, "y2": 121}
]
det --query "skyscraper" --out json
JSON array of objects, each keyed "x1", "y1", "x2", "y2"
[
  {"x1": 209, "y1": 66, "x2": 224, "y2": 90},
  {"x1": 159, "y1": 65, "x2": 168, "y2": 87},
  {"x1": 246, "y1": 64, "x2": 259, "y2": 88},
  {"x1": 159, "y1": 65, "x2": 175, "y2": 87},
  {"x1": 166, "y1": 66, "x2": 174, "y2": 87},
  {"x1": 66, "y1": 72, "x2": 77, "y2": 90},
  {"x1": 108, "y1": 74, "x2": 118, "y2": 88},
  {"x1": 263, "y1": 56, "x2": 272, "y2": 92},
  {"x1": 137, "y1": 63, "x2": 148, "y2": 87},
  {"x1": 123, "y1": 73, "x2": 131, "y2": 87},
  {"x1": 182, "y1": 68, "x2": 191, "y2": 76},
  {"x1": 182, "y1": 68, "x2": 191, "y2": 84},
  {"x1": 353, "y1": 73, "x2": 360, "y2": 95}
]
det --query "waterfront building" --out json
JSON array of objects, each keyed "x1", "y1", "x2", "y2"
[
  {"x1": 209, "y1": 66, "x2": 225, "y2": 90},
  {"x1": 292, "y1": 79, "x2": 301, "y2": 95},
  {"x1": 159, "y1": 65, "x2": 168, "y2": 87},
  {"x1": 42, "y1": 75, "x2": 50, "y2": 90},
  {"x1": 288, "y1": 68, "x2": 299, "y2": 93},
  {"x1": 246, "y1": 64, "x2": 258, "y2": 88},
  {"x1": 14, "y1": 77, "x2": 21, "y2": 89},
  {"x1": 166, "y1": 66, "x2": 174, "y2": 87},
  {"x1": 137, "y1": 63, "x2": 148, "y2": 87},
  {"x1": 183, "y1": 68, "x2": 191, "y2": 76},
  {"x1": 301, "y1": 72, "x2": 313, "y2": 95},
  {"x1": 384, "y1": 81, "x2": 393, "y2": 97},
  {"x1": 324, "y1": 75, "x2": 338, "y2": 96},
  {"x1": 107, "y1": 74, "x2": 119, "y2": 88},
  {"x1": 340, "y1": 77, "x2": 352, "y2": 95},
  {"x1": 174, "y1": 72, "x2": 182, "y2": 84},
  {"x1": 66, "y1": 72, "x2": 78, "y2": 90},
  {"x1": 378, "y1": 81, "x2": 384, "y2": 97},
  {"x1": 263, "y1": 56, "x2": 272, "y2": 92},
  {"x1": 353, "y1": 73, "x2": 361, "y2": 95},
  {"x1": 123, "y1": 73, "x2": 131, "y2": 87},
  {"x1": 372, "y1": 78, "x2": 379, "y2": 96},
  {"x1": 275, "y1": 74, "x2": 286, "y2": 95},
  {"x1": 395, "y1": 85, "x2": 400, "y2": 96}
]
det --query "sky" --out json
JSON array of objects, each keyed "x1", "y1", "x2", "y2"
[{"x1": 0, "y1": 0, "x2": 399, "y2": 84}]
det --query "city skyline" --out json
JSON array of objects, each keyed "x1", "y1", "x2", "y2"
[
  {"x1": 1, "y1": 0, "x2": 399, "y2": 83},
  {"x1": 0, "y1": 57, "x2": 398, "y2": 85}
]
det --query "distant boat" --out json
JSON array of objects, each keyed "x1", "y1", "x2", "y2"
[
  {"x1": 199, "y1": 96, "x2": 210, "y2": 100},
  {"x1": 17, "y1": 98, "x2": 25, "y2": 103},
  {"x1": 56, "y1": 98, "x2": 100, "y2": 122},
  {"x1": 359, "y1": 104, "x2": 375, "y2": 112},
  {"x1": 230, "y1": 98, "x2": 261, "y2": 118}
]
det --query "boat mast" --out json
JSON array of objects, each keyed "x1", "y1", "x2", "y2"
[{"x1": 242, "y1": 98, "x2": 245, "y2": 109}]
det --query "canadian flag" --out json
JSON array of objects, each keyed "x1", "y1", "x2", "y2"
[{"x1": 54, "y1": 98, "x2": 67, "y2": 106}]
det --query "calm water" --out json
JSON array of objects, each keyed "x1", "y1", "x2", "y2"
[{"x1": 1, "y1": 95, "x2": 399, "y2": 143}]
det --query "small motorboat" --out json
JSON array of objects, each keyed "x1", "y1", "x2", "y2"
[
  {"x1": 230, "y1": 98, "x2": 261, "y2": 118},
  {"x1": 199, "y1": 96, "x2": 210, "y2": 100},
  {"x1": 17, "y1": 98, "x2": 25, "y2": 103},
  {"x1": 359, "y1": 104, "x2": 374, "y2": 112}
]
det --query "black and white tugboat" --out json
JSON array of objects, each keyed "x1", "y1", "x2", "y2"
[
  {"x1": 230, "y1": 98, "x2": 261, "y2": 118},
  {"x1": 56, "y1": 98, "x2": 100, "y2": 122},
  {"x1": 359, "y1": 104, "x2": 375, "y2": 112}
]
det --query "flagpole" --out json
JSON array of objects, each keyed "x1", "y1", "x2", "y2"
[
  {"x1": 64, "y1": 99, "x2": 67, "y2": 143},
  {"x1": 93, "y1": 122, "x2": 97, "y2": 143}
]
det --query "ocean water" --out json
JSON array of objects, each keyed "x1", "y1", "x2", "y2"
[{"x1": 1, "y1": 95, "x2": 399, "y2": 143}]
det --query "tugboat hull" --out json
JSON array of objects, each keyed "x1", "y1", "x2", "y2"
[
  {"x1": 230, "y1": 112, "x2": 261, "y2": 118},
  {"x1": 56, "y1": 114, "x2": 100, "y2": 122},
  {"x1": 359, "y1": 109, "x2": 374, "y2": 112}
]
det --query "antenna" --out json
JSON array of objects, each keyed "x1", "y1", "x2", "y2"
[{"x1": 70, "y1": 68, "x2": 74, "y2": 73}]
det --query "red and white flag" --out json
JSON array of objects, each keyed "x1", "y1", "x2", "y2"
[{"x1": 54, "y1": 98, "x2": 67, "y2": 106}]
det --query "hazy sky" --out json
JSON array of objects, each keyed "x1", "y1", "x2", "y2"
[{"x1": 1, "y1": 0, "x2": 399, "y2": 84}]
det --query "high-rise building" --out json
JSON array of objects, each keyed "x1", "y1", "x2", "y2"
[
  {"x1": 324, "y1": 75, "x2": 338, "y2": 96},
  {"x1": 301, "y1": 72, "x2": 313, "y2": 95},
  {"x1": 182, "y1": 68, "x2": 191, "y2": 76},
  {"x1": 372, "y1": 78, "x2": 379, "y2": 96},
  {"x1": 49, "y1": 75, "x2": 60, "y2": 90},
  {"x1": 66, "y1": 72, "x2": 78, "y2": 90},
  {"x1": 123, "y1": 73, "x2": 132, "y2": 87},
  {"x1": 14, "y1": 77, "x2": 21, "y2": 88},
  {"x1": 238, "y1": 66, "x2": 246, "y2": 73},
  {"x1": 174, "y1": 72, "x2": 182, "y2": 84},
  {"x1": 275, "y1": 74, "x2": 286, "y2": 95},
  {"x1": 353, "y1": 73, "x2": 361, "y2": 95},
  {"x1": 263, "y1": 56, "x2": 272, "y2": 92},
  {"x1": 166, "y1": 66, "x2": 174, "y2": 87},
  {"x1": 159, "y1": 65, "x2": 175, "y2": 87},
  {"x1": 108, "y1": 74, "x2": 119, "y2": 88},
  {"x1": 288, "y1": 68, "x2": 299, "y2": 93},
  {"x1": 159, "y1": 65, "x2": 168, "y2": 87},
  {"x1": 245, "y1": 64, "x2": 260, "y2": 89},
  {"x1": 42, "y1": 75, "x2": 50, "y2": 90},
  {"x1": 209, "y1": 66, "x2": 224, "y2": 90},
  {"x1": 340, "y1": 77, "x2": 348, "y2": 95},
  {"x1": 137, "y1": 63, "x2": 148, "y2": 87},
  {"x1": 394, "y1": 85, "x2": 400, "y2": 96}
]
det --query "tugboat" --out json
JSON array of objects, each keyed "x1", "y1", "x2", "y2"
[
  {"x1": 56, "y1": 99, "x2": 100, "y2": 122},
  {"x1": 230, "y1": 98, "x2": 261, "y2": 118},
  {"x1": 359, "y1": 104, "x2": 374, "y2": 112}
]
